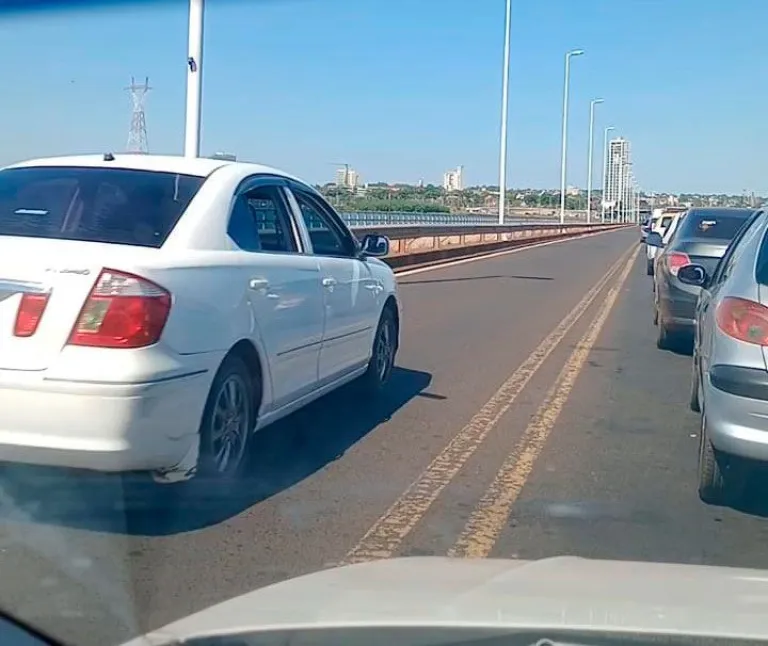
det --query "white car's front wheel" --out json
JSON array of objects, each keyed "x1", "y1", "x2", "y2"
[{"x1": 361, "y1": 306, "x2": 397, "y2": 394}]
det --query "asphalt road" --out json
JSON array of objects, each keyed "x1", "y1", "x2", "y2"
[{"x1": 4, "y1": 226, "x2": 768, "y2": 646}]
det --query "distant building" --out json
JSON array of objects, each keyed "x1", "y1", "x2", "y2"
[
  {"x1": 210, "y1": 152, "x2": 237, "y2": 161},
  {"x1": 604, "y1": 138, "x2": 631, "y2": 207},
  {"x1": 335, "y1": 166, "x2": 360, "y2": 190},
  {"x1": 443, "y1": 166, "x2": 464, "y2": 192}
]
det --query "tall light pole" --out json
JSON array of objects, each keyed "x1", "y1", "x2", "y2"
[
  {"x1": 600, "y1": 126, "x2": 614, "y2": 222},
  {"x1": 184, "y1": 0, "x2": 204, "y2": 158},
  {"x1": 635, "y1": 185, "x2": 641, "y2": 223},
  {"x1": 497, "y1": 0, "x2": 512, "y2": 225},
  {"x1": 586, "y1": 98, "x2": 603, "y2": 224},
  {"x1": 616, "y1": 159, "x2": 624, "y2": 223},
  {"x1": 622, "y1": 162, "x2": 633, "y2": 223},
  {"x1": 559, "y1": 49, "x2": 584, "y2": 224}
]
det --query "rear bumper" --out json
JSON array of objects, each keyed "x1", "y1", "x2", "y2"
[
  {"x1": 0, "y1": 367, "x2": 214, "y2": 474},
  {"x1": 705, "y1": 364, "x2": 768, "y2": 462}
]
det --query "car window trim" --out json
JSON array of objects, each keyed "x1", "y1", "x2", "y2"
[
  {"x1": 750, "y1": 212, "x2": 768, "y2": 286},
  {"x1": 230, "y1": 175, "x2": 304, "y2": 254},
  {"x1": 710, "y1": 210, "x2": 763, "y2": 287},
  {"x1": 286, "y1": 181, "x2": 359, "y2": 258}
]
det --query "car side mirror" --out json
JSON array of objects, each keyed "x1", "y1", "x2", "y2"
[
  {"x1": 360, "y1": 234, "x2": 390, "y2": 258},
  {"x1": 677, "y1": 264, "x2": 709, "y2": 287},
  {"x1": 645, "y1": 232, "x2": 664, "y2": 248}
]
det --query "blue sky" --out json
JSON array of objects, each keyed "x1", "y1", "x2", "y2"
[{"x1": 0, "y1": 0, "x2": 765, "y2": 193}]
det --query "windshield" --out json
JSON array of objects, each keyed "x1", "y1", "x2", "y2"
[
  {"x1": 0, "y1": 166, "x2": 204, "y2": 248},
  {"x1": 3, "y1": 2, "x2": 768, "y2": 646}
]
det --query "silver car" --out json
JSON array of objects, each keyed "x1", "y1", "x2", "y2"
[
  {"x1": 685, "y1": 207, "x2": 768, "y2": 504},
  {"x1": 648, "y1": 207, "x2": 755, "y2": 350}
]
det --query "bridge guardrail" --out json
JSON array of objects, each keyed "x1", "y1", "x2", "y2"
[
  {"x1": 351, "y1": 222, "x2": 632, "y2": 271},
  {"x1": 340, "y1": 210, "x2": 588, "y2": 227}
]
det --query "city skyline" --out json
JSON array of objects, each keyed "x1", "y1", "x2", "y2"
[{"x1": 0, "y1": 0, "x2": 765, "y2": 194}]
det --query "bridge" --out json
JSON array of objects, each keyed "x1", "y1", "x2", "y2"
[{"x1": 1, "y1": 226, "x2": 763, "y2": 645}]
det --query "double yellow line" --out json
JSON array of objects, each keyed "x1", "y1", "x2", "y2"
[{"x1": 342, "y1": 242, "x2": 640, "y2": 565}]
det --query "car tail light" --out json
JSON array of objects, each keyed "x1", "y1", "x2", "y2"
[
  {"x1": 68, "y1": 269, "x2": 171, "y2": 349},
  {"x1": 716, "y1": 297, "x2": 768, "y2": 346},
  {"x1": 666, "y1": 251, "x2": 691, "y2": 276},
  {"x1": 14, "y1": 293, "x2": 50, "y2": 338}
]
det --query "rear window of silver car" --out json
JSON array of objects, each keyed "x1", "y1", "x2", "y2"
[
  {"x1": 0, "y1": 166, "x2": 204, "y2": 248},
  {"x1": 676, "y1": 212, "x2": 753, "y2": 241}
]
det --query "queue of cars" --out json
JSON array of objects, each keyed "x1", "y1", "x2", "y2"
[
  {"x1": 0, "y1": 154, "x2": 401, "y2": 486},
  {"x1": 645, "y1": 206, "x2": 768, "y2": 505}
]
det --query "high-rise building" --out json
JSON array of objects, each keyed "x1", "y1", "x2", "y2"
[
  {"x1": 604, "y1": 138, "x2": 631, "y2": 208},
  {"x1": 335, "y1": 166, "x2": 360, "y2": 190},
  {"x1": 443, "y1": 166, "x2": 464, "y2": 192}
]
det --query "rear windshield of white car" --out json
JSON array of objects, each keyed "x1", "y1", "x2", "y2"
[
  {"x1": 0, "y1": 166, "x2": 205, "y2": 248},
  {"x1": 675, "y1": 211, "x2": 753, "y2": 241},
  {"x1": 660, "y1": 216, "x2": 673, "y2": 228}
]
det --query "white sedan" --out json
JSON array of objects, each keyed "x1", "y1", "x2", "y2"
[{"x1": 0, "y1": 154, "x2": 400, "y2": 483}]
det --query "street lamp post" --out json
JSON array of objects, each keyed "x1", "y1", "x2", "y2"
[
  {"x1": 600, "y1": 126, "x2": 614, "y2": 222},
  {"x1": 616, "y1": 160, "x2": 624, "y2": 223},
  {"x1": 586, "y1": 98, "x2": 604, "y2": 225},
  {"x1": 497, "y1": 0, "x2": 512, "y2": 225},
  {"x1": 559, "y1": 49, "x2": 584, "y2": 225},
  {"x1": 622, "y1": 162, "x2": 633, "y2": 223},
  {"x1": 635, "y1": 186, "x2": 641, "y2": 223},
  {"x1": 184, "y1": 0, "x2": 204, "y2": 158}
]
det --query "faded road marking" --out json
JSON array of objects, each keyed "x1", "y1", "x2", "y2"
[
  {"x1": 341, "y1": 243, "x2": 637, "y2": 564},
  {"x1": 448, "y1": 245, "x2": 640, "y2": 558}
]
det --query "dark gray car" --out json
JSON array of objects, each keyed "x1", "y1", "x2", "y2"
[{"x1": 647, "y1": 207, "x2": 755, "y2": 349}]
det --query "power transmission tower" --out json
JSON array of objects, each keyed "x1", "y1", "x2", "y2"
[{"x1": 125, "y1": 76, "x2": 151, "y2": 153}]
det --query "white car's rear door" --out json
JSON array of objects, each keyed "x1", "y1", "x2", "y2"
[{"x1": 226, "y1": 181, "x2": 324, "y2": 410}]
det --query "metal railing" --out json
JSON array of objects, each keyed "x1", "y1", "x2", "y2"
[
  {"x1": 367, "y1": 221, "x2": 631, "y2": 269},
  {"x1": 352, "y1": 221, "x2": 610, "y2": 240},
  {"x1": 339, "y1": 210, "x2": 590, "y2": 228}
]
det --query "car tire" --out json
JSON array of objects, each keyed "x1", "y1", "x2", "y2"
[
  {"x1": 698, "y1": 412, "x2": 745, "y2": 505},
  {"x1": 360, "y1": 306, "x2": 397, "y2": 394},
  {"x1": 656, "y1": 319, "x2": 672, "y2": 350},
  {"x1": 646, "y1": 259, "x2": 654, "y2": 276},
  {"x1": 689, "y1": 355, "x2": 701, "y2": 413},
  {"x1": 197, "y1": 354, "x2": 255, "y2": 481}
]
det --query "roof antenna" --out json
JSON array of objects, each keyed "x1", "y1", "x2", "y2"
[{"x1": 103, "y1": 152, "x2": 115, "y2": 162}]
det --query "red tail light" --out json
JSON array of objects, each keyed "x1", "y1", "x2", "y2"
[
  {"x1": 716, "y1": 297, "x2": 768, "y2": 346},
  {"x1": 666, "y1": 251, "x2": 691, "y2": 276},
  {"x1": 68, "y1": 269, "x2": 171, "y2": 349},
  {"x1": 14, "y1": 293, "x2": 50, "y2": 338}
]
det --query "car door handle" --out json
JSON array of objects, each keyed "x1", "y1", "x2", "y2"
[
  {"x1": 249, "y1": 278, "x2": 269, "y2": 290},
  {"x1": 322, "y1": 277, "x2": 337, "y2": 288}
]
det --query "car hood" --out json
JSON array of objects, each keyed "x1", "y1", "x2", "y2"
[{"x1": 125, "y1": 556, "x2": 768, "y2": 645}]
